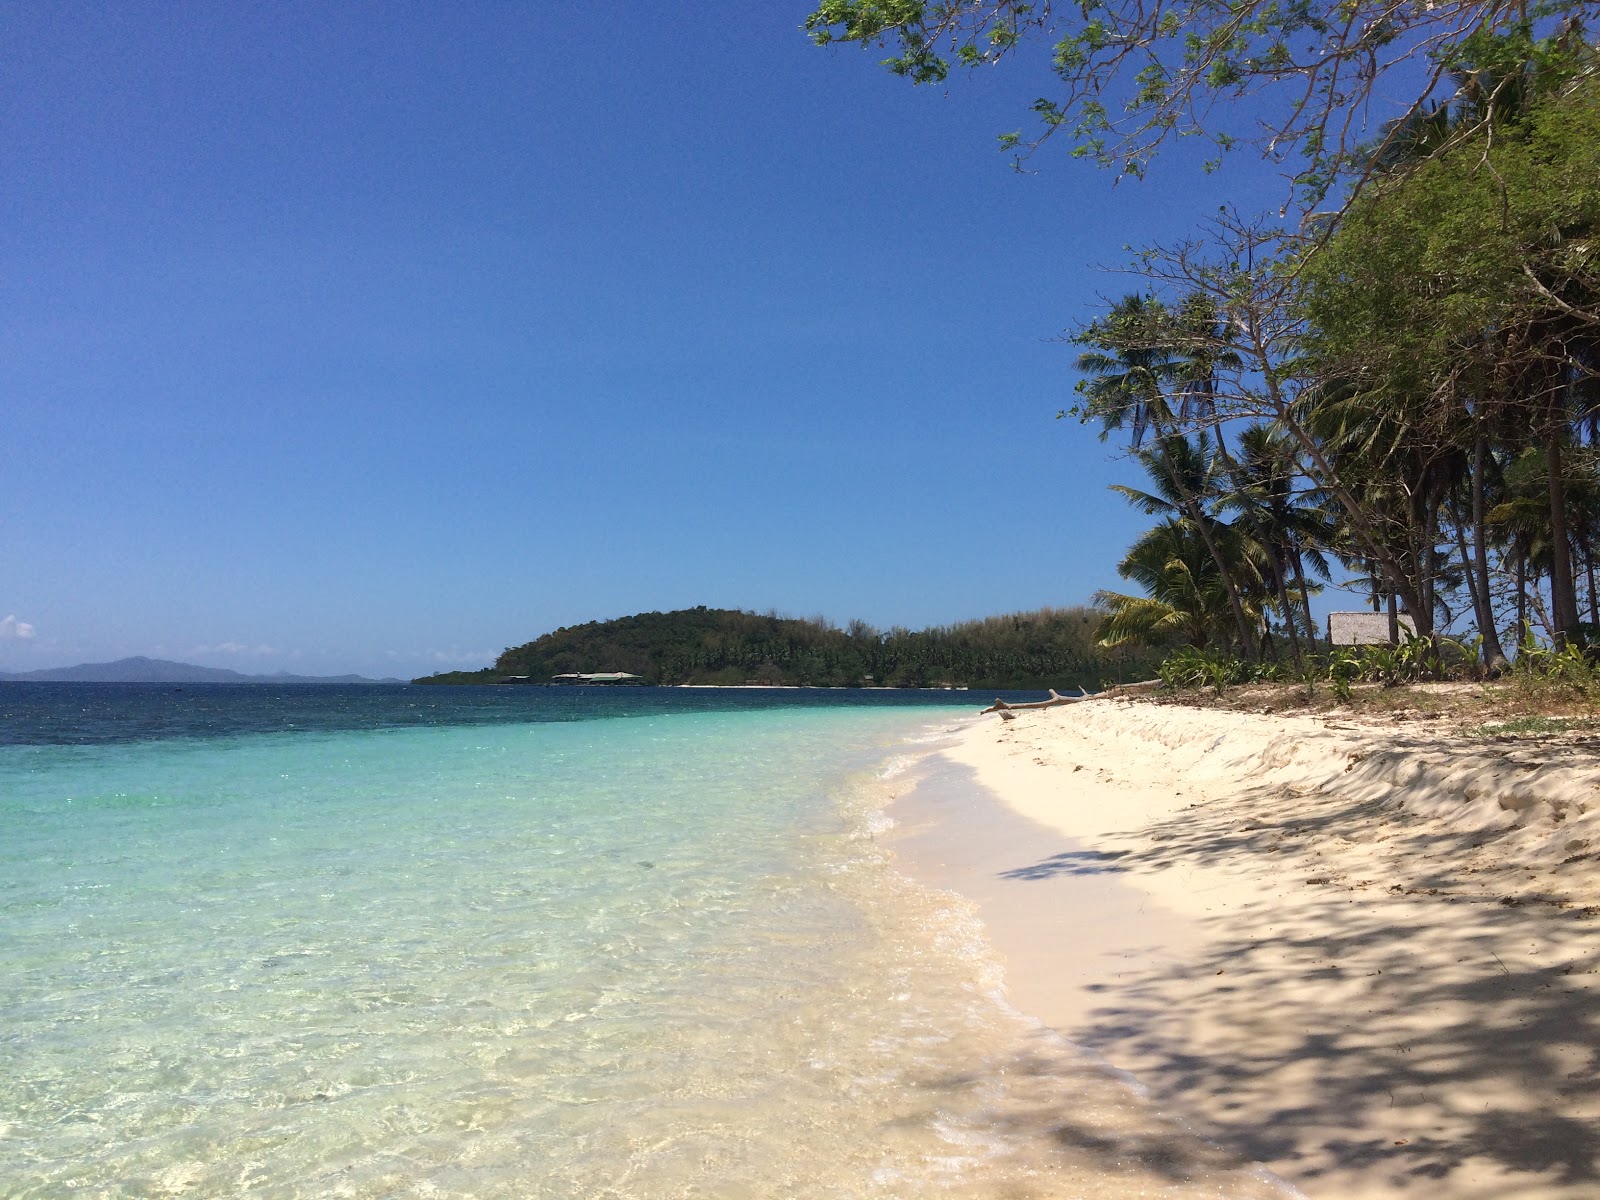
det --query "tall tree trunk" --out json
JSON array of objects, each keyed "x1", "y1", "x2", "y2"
[
  {"x1": 1275, "y1": 404, "x2": 1434, "y2": 635},
  {"x1": 1419, "y1": 495, "x2": 1439, "y2": 637},
  {"x1": 1469, "y1": 437, "x2": 1511, "y2": 670},
  {"x1": 1586, "y1": 538, "x2": 1598, "y2": 627},
  {"x1": 1181, "y1": 493, "x2": 1258, "y2": 658},
  {"x1": 1530, "y1": 571, "x2": 1555, "y2": 641},
  {"x1": 1449, "y1": 503, "x2": 1486, "y2": 638},
  {"x1": 1545, "y1": 425, "x2": 1583, "y2": 641},
  {"x1": 1450, "y1": 507, "x2": 1505, "y2": 674},
  {"x1": 1269, "y1": 549, "x2": 1302, "y2": 662},
  {"x1": 1516, "y1": 545, "x2": 1529, "y2": 649},
  {"x1": 1292, "y1": 551, "x2": 1317, "y2": 646},
  {"x1": 1153, "y1": 425, "x2": 1259, "y2": 658},
  {"x1": 1204, "y1": 432, "x2": 1271, "y2": 659},
  {"x1": 1252, "y1": 331, "x2": 1432, "y2": 634}
]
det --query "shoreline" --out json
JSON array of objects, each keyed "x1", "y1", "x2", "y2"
[{"x1": 889, "y1": 697, "x2": 1600, "y2": 1198}]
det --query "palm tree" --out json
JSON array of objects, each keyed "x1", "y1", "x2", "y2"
[
  {"x1": 1071, "y1": 294, "x2": 1176, "y2": 451},
  {"x1": 1357, "y1": 30, "x2": 1600, "y2": 644},
  {"x1": 1075, "y1": 296, "x2": 1261, "y2": 655},
  {"x1": 1226, "y1": 423, "x2": 1335, "y2": 657},
  {"x1": 1095, "y1": 519, "x2": 1237, "y2": 649},
  {"x1": 1488, "y1": 444, "x2": 1600, "y2": 641},
  {"x1": 1295, "y1": 362, "x2": 1467, "y2": 640}
]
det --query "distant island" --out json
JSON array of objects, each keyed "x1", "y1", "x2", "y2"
[
  {"x1": 414, "y1": 606, "x2": 1156, "y2": 690},
  {"x1": 0, "y1": 656, "x2": 404, "y2": 685}
]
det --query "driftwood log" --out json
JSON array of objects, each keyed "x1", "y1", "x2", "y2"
[{"x1": 981, "y1": 689, "x2": 1090, "y2": 718}]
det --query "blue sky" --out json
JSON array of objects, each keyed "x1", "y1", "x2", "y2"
[{"x1": 3, "y1": 4, "x2": 1295, "y2": 676}]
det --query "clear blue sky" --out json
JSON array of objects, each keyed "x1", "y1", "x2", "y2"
[{"x1": 3, "y1": 3, "x2": 1294, "y2": 677}]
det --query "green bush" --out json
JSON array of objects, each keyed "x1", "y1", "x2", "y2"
[{"x1": 1156, "y1": 628, "x2": 1600, "y2": 705}]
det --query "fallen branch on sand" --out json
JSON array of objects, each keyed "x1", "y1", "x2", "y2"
[{"x1": 982, "y1": 690, "x2": 1090, "y2": 718}]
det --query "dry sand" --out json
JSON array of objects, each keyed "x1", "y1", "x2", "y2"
[{"x1": 890, "y1": 697, "x2": 1600, "y2": 1199}]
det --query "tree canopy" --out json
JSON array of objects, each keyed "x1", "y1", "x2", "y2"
[
  {"x1": 415, "y1": 606, "x2": 1161, "y2": 689},
  {"x1": 806, "y1": 0, "x2": 1599, "y2": 207},
  {"x1": 810, "y1": 11, "x2": 1600, "y2": 669},
  {"x1": 1064, "y1": 45, "x2": 1600, "y2": 660}
]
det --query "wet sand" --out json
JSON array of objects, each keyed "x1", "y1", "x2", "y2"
[{"x1": 890, "y1": 699, "x2": 1600, "y2": 1198}]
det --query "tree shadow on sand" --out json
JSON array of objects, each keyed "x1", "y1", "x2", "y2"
[
  {"x1": 999, "y1": 848, "x2": 1132, "y2": 880},
  {"x1": 893, "y1": 1036, "x2": 1293, "y2": 1196},
  {"x1": 992, "y1": 761, "x2": 1600, "y2": 1198}
]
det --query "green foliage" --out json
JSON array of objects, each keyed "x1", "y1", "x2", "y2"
[
  {"x1": 1508, "y1": 625, "x2": 1600, "y2": 694},
  {"x1": 810, "y1": 20, "x2": 1600, "y2": 680},
  {"x1": 1158, "y1": 631, "x2": 1480, "y2": 699},
  {"x1": 1464, "y1": 714, "x2": 1592, "y2": 737},
  {"x1": 1095, "y1": 511, "x2": 1239, "y2": 650},
  {"x1": 1157, "y1": 646, "x2": 1251, "y2": 694},
  {"x1": 1304, "y1": 68, "x2": 1600, "y2": 385},
  {"x1": 1080, "y1": 37, "x2": 1600, "y2": 672},
  {"x1": 413, "y1": 668, "x2": 503, "y2": 685},
  {"x1": 804, "y1": 0, "x2": 953, "y2": 82},
  {"x1": 1323, "y1": 648, "x2": 1363, "y2": 700},
  {"x1": 802, "y1": 0, "x2": 1597, "y2": 205},
  {"x1": 414, "y1": 606, "x2": 1158, "y2": 689},
  {"x1": 1155, "y1": 645, "x2": 1315, "y2": 693}
]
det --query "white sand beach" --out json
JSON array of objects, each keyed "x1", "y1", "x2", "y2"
[{"x1": 891, "y1": 697, "x2": 1600, "y2": 1199}]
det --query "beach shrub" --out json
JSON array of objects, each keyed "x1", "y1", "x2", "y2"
[
  {"x1": 1156, "y1": 646, "x2": 1255, "y2": 695},
  {"x1": 1324, "y1": 648, "x2": 1363, "y2": 700},
  {"x1": 1505, "y1": 626, "x2": 1600, "y2": 704},
  {"x1": 1158, "y1": 630, "x2": 1460, "y2": 701},
  {"x1": 1464, "y1": 715, "x2": 1592, "y2": 737}
]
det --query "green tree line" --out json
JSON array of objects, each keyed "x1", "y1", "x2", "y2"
[
  {"x1": 1074, "y1": 30, "x2": 1600, "y2": 667},
  {"x1": 414, "y1": 605, "x2": 1160, "y2": 688},
  {"x1": 810, "y1": 10, "x2": 1600, "y2": 668}
]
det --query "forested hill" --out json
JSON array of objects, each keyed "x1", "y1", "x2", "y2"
[{"x1": 414, "y1": 606, "x2": 1158, "y2": 689}]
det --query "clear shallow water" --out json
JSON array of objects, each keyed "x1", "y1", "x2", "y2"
[{"x1": 0, "y1": 686, "x2": 1287, "y2": 1198}]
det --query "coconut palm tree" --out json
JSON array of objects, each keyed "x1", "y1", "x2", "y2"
[
  {"x1": 1225, "y1": 423, "x2": 1336, "y2": 657},
  {"x1": 1075, "y1": 296, "x2": 1262, "y2": 655},
  {"x1": 1095, "y1": 518, "x2": 1244, "y2": 650}
]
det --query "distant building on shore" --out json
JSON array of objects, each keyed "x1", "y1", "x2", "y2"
[
  {"x1": 1327, "y1": 611, "x2": 1417, "y2": 646},
  {"x1": 549, "y1": 672, "x2": 646, "y2": 685}
]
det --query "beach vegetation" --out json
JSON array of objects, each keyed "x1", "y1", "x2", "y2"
[
  {"x1": 1155, "y1": 646, "x2": 1256, "y2": 695},
  {"x1": 805, "y1": 0, "x2": 1598, "y2": 217},
  {"x1": 814, "y1": 13, "x2": 1600, "y2": 687},
  {"x1": 1070, "y1": 31, "x2": 1600, "y2": 677},
  {"x1": 1463, "y1": 714, "x2": 1595, "y2": 736},
  {"x1": 413, "y1": 605, "x2": 1160, "y2": 689},
  {"x1": 1094, "y1": 512, "x2": 1249, "y2": 651},
  {"x1": 1153, "y1": 625, "x2": 1600, "y2": 704}
]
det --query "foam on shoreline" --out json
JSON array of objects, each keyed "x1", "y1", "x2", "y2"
[{"x1": 890, "y1": 697, "x2": 1600, "y2": 1198}]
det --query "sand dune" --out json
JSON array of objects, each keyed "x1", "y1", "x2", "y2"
[{"x1": 894, "y1": 698, "x2": 1600, "y2": 1198}]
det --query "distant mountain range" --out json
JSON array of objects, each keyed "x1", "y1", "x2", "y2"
[{"x1": 0, "y1": 656, "x2": 404, "y2": 684}]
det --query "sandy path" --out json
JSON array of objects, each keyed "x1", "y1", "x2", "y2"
[{"x1": 891, "y1": 698, "x2": 1600, "y2": 1199}]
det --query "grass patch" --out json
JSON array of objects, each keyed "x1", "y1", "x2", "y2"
[
  {"x1": 1463, "y1": 715, "x2": 1595, "y2": 738},
  {"x1": 1134, "y1": 677, "x2": 1600, "y2": 733}
]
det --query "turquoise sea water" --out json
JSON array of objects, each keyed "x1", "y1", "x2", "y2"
[{"x1": 1, "y1": 686, "x2": 1286, "y2": 1198}]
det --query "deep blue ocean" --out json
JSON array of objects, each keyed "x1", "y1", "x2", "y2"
[{"x1": 0, "y1": 685, "x2": 1285, "y2": 1198}]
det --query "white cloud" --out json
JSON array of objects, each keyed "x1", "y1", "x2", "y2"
[
  {"x1": 0, "y1": 615, "x2": 36, "y2": 640},
  {"x1": 385, "y1": 648, "x2": 496, "y2": 665},
  {"x1": 191, "y1": 641, "x2": 279, "y2": 657},
  {"x1": 433, "y1": 650, "x2": 494, "y2": 664}
]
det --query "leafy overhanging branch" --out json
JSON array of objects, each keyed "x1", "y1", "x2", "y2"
[{"x1": 806, "y1": 0, "x2": 1600, "y2": 212}]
